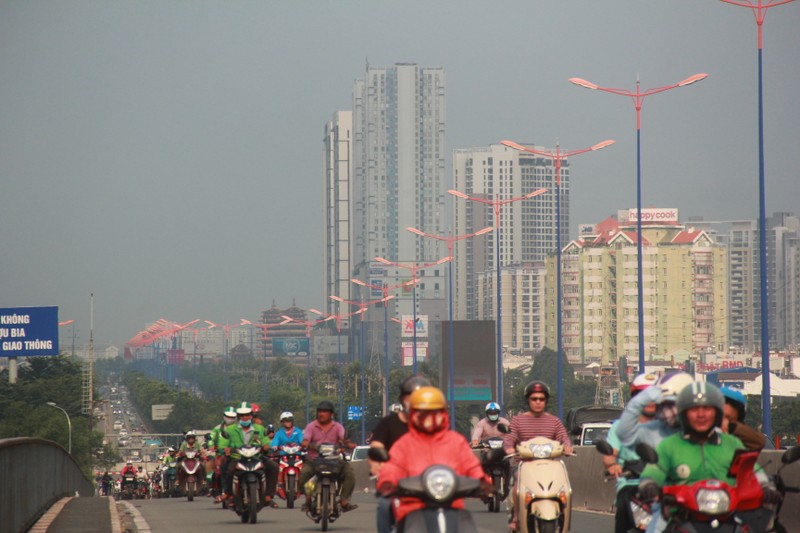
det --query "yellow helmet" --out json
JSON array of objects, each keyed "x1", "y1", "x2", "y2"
[{"x1": 408, "y1": 386, "x2": 447, "y2": 411}]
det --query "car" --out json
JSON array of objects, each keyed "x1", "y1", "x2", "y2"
[
  {"x1": 577, "y1": 422, "x2": 612, "y2": 446},
  {"x1": 349, "y1": 445, "x2": 370, "y2": 461}
]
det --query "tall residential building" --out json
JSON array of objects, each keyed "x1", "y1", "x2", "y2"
[
  {"x1": 323, "y1": 111, "x2": 354, "y2": 311},
  {"x1": 325, "y1": 63, "x2": 447, "y2": 366},
  {"x1": 726, "y1": 213, "x2": 800, "y2": 352},
  {"x1": 545, "y1": 210, "x2": 729, "y2": 365},
  {"x1": 452, "y1": 143, "x2": 568, "y2": 321}
]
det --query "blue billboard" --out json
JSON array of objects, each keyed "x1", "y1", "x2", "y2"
[
  {"x1": 272, "y1": 337, "x2": 309, "y2": 357},
  {"x1": 0, "y1": 306, "x2": 59, "y2": 357}
]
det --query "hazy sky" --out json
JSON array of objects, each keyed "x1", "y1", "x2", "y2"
[{"x1": 2, "y1": 1, "x2": 798, "y2": 349}]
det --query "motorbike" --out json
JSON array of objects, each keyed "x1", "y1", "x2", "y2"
[
  {"x1": 121, "y1": 474, "x2": 137, "y2": 500},
  {"x1": 638, "y1": 443, "x2": 769, "y2": 533},
  {"x1": 475, "y1": 437, "x2": 508, "y2": 513},
  {"x1": 276, "y1": 443, "x2": 306, "y2": 509},
  {"x1": 180, "y1": 449, "x2": 203, "y2": 502},
  {"x1": 511, "y1": 436, "x2": 573, "y2": 533},
  {"x1": 368, "y1": 446, "x2": 484, "y2": 533},
  {"x1": 595, "y1": 440, "x2": 652, "y2": 532},
  {"x1": 231, "y1": 444, "x2": 267, "y2": 524},
  {"x1": 162, "y1": 460, "x2": 179, "y2": 497},
  {"x1": 770, "y1": 444, "x2": 800, "y2": 533},
  {"x1": 305, "y1": 443, "x2": 345, "y2": 532}
]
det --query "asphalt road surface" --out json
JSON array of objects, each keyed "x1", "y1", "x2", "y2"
[{"x1": 124, "y1": 491, "x2": 613, "y2": 532}]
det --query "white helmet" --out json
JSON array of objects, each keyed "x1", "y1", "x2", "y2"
[
  {"x1": 655, "y1": 372, "x2": 694, "y2": 403},
  {"x1": 279, "y1": 411, "x2": 294, "y2": 421}
]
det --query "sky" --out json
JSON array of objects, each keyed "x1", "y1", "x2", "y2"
[{"x1": 2, "y1": 1, "x2": 799, "y2": 349}]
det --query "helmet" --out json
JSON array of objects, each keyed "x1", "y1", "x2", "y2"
[
  {"x1": 408, "y1": 387, "x2": 448, "y2": 434},
  {"x1": 408, "y1": 386, "x2": 447, "y2": 411},
  {"x1": 317, "y1": 400, "x2": 335, "y2": 412},
  {"x1": 630, "y1": 373, "x2": 658, "y2": 397},
  {"x1": 399, "y1": 375, "x2": 432, "y2": 399},
  {"x1": 485, "y1": 402, "x2": 501, "y2": 422},
  {"x1": 279, "y1": 411, "x2": 294, "y2": 421},
  {"x1": 677, "y1": 381, "x2": 724, "y2": 433},
  {"x1": 235, "y1": 401, "x2": 253, "y2": 416},
  {"x1": 389, "y1": 403, "x2": 403, "y2": 413},
  {"x1": 185, "y1": 430, "x2": 197, "y2": 439},
  {"x1": 168, "y1": 447, "x2": 176, "y2": 453},
  {"x1": 655, "y1": 372, "x2": 694, "y2": 403},
  {"x1": 251, "y1": 403, "x2": 261, "y2": 415},
  {"x1": 127, "y1": 459, "x2": 133, "y2": 465},
  {"x1": 267, "y1": 424, "x2": 275, "y2": 433},
  {"x1": 224, "y1": 406, "x2": 237, "y2": 418},
  {"x1": 720, "y1": 386, "x2": 747, "y2": 422},
  {"x1": 523, "y1": 381, "x2": 550, "y2": 400}
]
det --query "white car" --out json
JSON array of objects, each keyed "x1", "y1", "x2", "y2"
[{"x1": 349, "y1": 446, "x2": 370, "y2": 461}]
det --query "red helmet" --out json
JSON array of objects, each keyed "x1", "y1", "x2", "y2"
[
  {"x1": 630, "y1": 373, "x2": 658, "y2": 397},
  {"x1": 251, "y1": 403, "x2": 261, "y2": 415},
  {"x1": 523, "y1": 381, "x2": 550, "y2": 400}
]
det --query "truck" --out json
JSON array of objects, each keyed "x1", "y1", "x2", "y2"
[{"x1": 565, "y1": 404, "x2": 623, "y2": 446}]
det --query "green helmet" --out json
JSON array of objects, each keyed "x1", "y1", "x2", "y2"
[
  {"x1": 235, "y1": 401, "x2": 253, "y2": 416},
  {"x1": 224, "y1": 406, "x2": 237, "y2": 418},
  {"x1": 677, "y1": 381, "x2": 724, "y2": 434}
]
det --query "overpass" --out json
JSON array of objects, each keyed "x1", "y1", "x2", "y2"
[{"x1": 3, "y1": 438, "x2": 799, "y2": 533}]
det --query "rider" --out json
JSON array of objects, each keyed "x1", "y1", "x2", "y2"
[
  {"x1": 298, "y1": 400, "x2": 358, "y2": 513},
  {"x1": 637, "y1": 381, "x2": 778, "y2": 532},
  {"x1": 270, "y1": 411, "x2": 304, "y2": 499},
  {"x1": 377, "y1": 386, "x2": 489, "y2": 525},
  {"x1": 121, "y1": 460, "x2": 138, "y2": 493},
  {"x1": 210, "y1": 405, "x2": 238, "y2": 503},
  {"x1": 602, "y1": 373, "x2": 658, "y2": 533},
  {"x1": 101, "y1": 471, "x2": 113, "y2": 496},
  {"x1": 720, "y1": 386, "x2": 767, "y2": 451},
  {"x1": 471, "y1": 401, "x2": 511, "y2": 446},
  {"x1": 370, "y1": 374, "x2": 432, "y2": 533},
  {"x1": 177, "y1": 430, "x2": 205, "y2": 490},
  {"x1": 224, "y1": 401, "x2": 281, "y2": 508},
  {"x1": 503, "y1": 381, "x2": 573, "y2": 532}
]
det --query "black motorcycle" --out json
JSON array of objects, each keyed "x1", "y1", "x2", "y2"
[
  {"x1": 305, "y1": 443, "x2": 346, "y2": 532},
  {"x1": 231, "y1": 445, "x2": 266, "y2": 524},
  {"x1": 475, "y1": 437, "x2": 508, "y2": 513}
]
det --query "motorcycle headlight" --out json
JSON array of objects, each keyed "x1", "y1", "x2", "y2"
[
  {"x1": 240, "y1": 447, "x2": 260, "y2": 458},
  {"x1": 318, "y1": 444, "x2": 336, "y2": 457},
  {"x1": 529, "y1": 443, "x2": 554, "y2": 459},
  {"x1": 488, "y1": 439, "x2": 504, "y2": 449},
  {"x1": 695, "y1": 489, "x2": 730, "y2": 515},
  {"x1": 185, "y1": 450, "x2": 196, "y2": 458},
  {"x1": 422, "y1": 467, "x2": 457, "y2": 502},
  {"x1": 630, "y1": 501, "x2": 653, "y2": 529}
]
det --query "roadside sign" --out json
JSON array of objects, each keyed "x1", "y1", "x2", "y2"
[
  {"x1": 347, "y1": 405, "x2": 363, "y2": 421},
  {"x1": 0, "y1": 306, "x2": 59, "y2": 357}
]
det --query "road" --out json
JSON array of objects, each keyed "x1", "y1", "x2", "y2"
[{"x1": 124, "y1": 491, "x2": 613, "y2": 532}]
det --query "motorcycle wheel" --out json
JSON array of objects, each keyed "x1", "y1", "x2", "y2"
[
  {"x1": 187, "y1": 482, "x2": 195, "y2": 502},
  {"x1": 286, "y1": 479, "x2": 296, "y2": 509},
  {"x1": 491, "y1": 475, "x2": 502, "y2": 513},
  {"x1": 247, "y1": 482, "x2": 259, "y2": 524},
  {"x1": 533, "y1": 517, "x2": 558, "y2": 533},
  {"x1": 320, "y1": 484, "x2": 330, "y2": 532}
]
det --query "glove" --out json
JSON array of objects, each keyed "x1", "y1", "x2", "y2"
[
  {"x1": 762, "y1": 485, "x2": 783, "y2": 505},
  {"x1": 637, "y1": 480, "x2": 661, "y2": 502}
]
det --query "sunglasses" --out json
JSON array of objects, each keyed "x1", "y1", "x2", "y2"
[{"x1": 528, "y1": 396, "x2": 547, "y2": 402}]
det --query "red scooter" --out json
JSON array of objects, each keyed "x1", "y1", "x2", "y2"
[
  {"x1": 275, "y1": 444, "x2": 306, "y2": 509},
  {"x1": 180, "y1": 449, "x2": 203, "y2": 502}
]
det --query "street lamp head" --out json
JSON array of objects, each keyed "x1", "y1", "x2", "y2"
[
  {"x1": 500, "y1": 140, "x2": 530, "y2": 152},
  {"x1": 678, "y1": 73, "x2": 708, "y2": 87},
  {"x1": 330, "y1": 295, "x2": 346, "y2": 303},
  {"x1": 569, "y1": 77, "x2": 599, "y2": 90},
  {"x1": 447, "y1": 189, "x2": 470, "y2": 200},
  {"x1": 475, "y1": 227, "x2": 494, "y2": 236},
  {"x1": 405, "y1": 227, "x2": 426, "y2": 236},
  {"x1": 591, "y1": 139, "x2": 616, "y2": 151},
  {"x1": 47, "y1": 402, "x2": 57, "y2": 407},
  {"x1": 373, "y1": 257, "x2": 393, "y2": 266}
]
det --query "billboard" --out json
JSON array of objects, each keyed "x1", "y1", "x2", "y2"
[
  {"x1": 313, "y1": 335, "x2": 349, "y2": 356},
  {"x1": 401, "y1": 315, "x2": 428, "y2": 338},
  {"x1": 0, "y1": 306, "x2": 59, "y2": 357},
  {"x1": 440, "y1": 321, "x2": 496, "y2": 404},
  {"x1": 401, "y1": 341, "x2": 428, "y2": 366},
  {"x1": 272, "y1": 337, "x2": 310, "y2": 357},
  {"x1": 628, "y1": 208, "x2": 679, "y2": 223}
]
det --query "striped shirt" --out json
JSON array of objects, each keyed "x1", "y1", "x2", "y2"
[{"x1": 503, "y1": 412, "x2": 571, "y2": 451}]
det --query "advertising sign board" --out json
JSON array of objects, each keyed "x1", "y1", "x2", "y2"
[
  {"x1": 627, "y1": 208, "x2": 679, "y2": 223},
  {"x1": 273, "y1": 337, "x2": 310, "y2": 356},
  {"x1": 401, "y1": 341, "x2": 428, "y2": 366},
  {"x1": 0, "y1": 306, "x2": 59, "y2": 357},
  {"x1": 401, "y1": 315, "x2": 428, "y2": 338},
  {"x1": 313, "y1": 335, "x2": 349, "y2": 355}
]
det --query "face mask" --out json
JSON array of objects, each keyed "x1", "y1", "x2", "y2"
[
  {"x1": 658, "y1": 402, "x2": 678, "y2": 427},
  {"x1": 240, "y1": 419, "x2": 252, "y2": 428},
  {"x1": 410, "y1": 410, "x2": 447, "y2": 434},
  {"x1": 224, "y1": 416, "x2": 236, "y2": 425},
  {"x1": 488, "y1": 413, "x2": 499, "y2": 422}
]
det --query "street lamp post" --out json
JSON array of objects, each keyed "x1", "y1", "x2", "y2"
[
  {"x1": 448, "y1": 188, "x2": 547, "y2": 410},
  {"x1": 569, "y1": 72, "x2": 707, "y2": 374},
  {"x1": 204, "y1": 321, "x2": 239, "y2": 403},
  {"x1": 373, "y1": 256, "x2": 452, "y2": 374},
  {"x1": 240, "y1": 318, "x2": 293, "y2": 404},
  {"x1": 282, "y1": 315, "x2": 328, "y2": 423},
  {"x1": 501, "y1": 139, "x2": 614, "y2": 419},
  {"x1": 406, "y1": 226, "x2": 494, "y2": 427},
  {"x1": 46, "y1": 402, "x2": 72, "y2": 454},
  {"x1": 331, "y1": 294, "x2": 396, "y2": 442},
  {"x1": 717, "y1": 0, "x2": 795, "y2": 454},
  {"x1": 351, "y1": 277, "x2": 418, "y2": 414}
]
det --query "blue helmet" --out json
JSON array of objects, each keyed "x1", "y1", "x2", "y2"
[
  {"x1": 485, "y1": 402, "x2": 501, "y2": 421},
  {"x1": 720, "y1": 386, "x2": 747, "y2": 422}
]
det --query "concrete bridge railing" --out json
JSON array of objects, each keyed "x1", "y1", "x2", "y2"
[{"x1": 0, "y1": 438, "x2": 94, "y2": 533}]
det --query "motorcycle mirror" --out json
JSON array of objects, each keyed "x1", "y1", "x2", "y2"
[
  {"x1": 497, "y1": 422, "x2": 510, "y2": 434},
  {"x1": 368, "y1": 447, "x2": 389, "y2": 463},
  {"x1": 782, "y1": 445, "x2": 800, "y2": 465},
  {"x1": 635, "y1": 443, "x2": 658, "y2": 464},
  {"x1": 595, "y1": 439, "x2": 614, "y2": 456}
]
